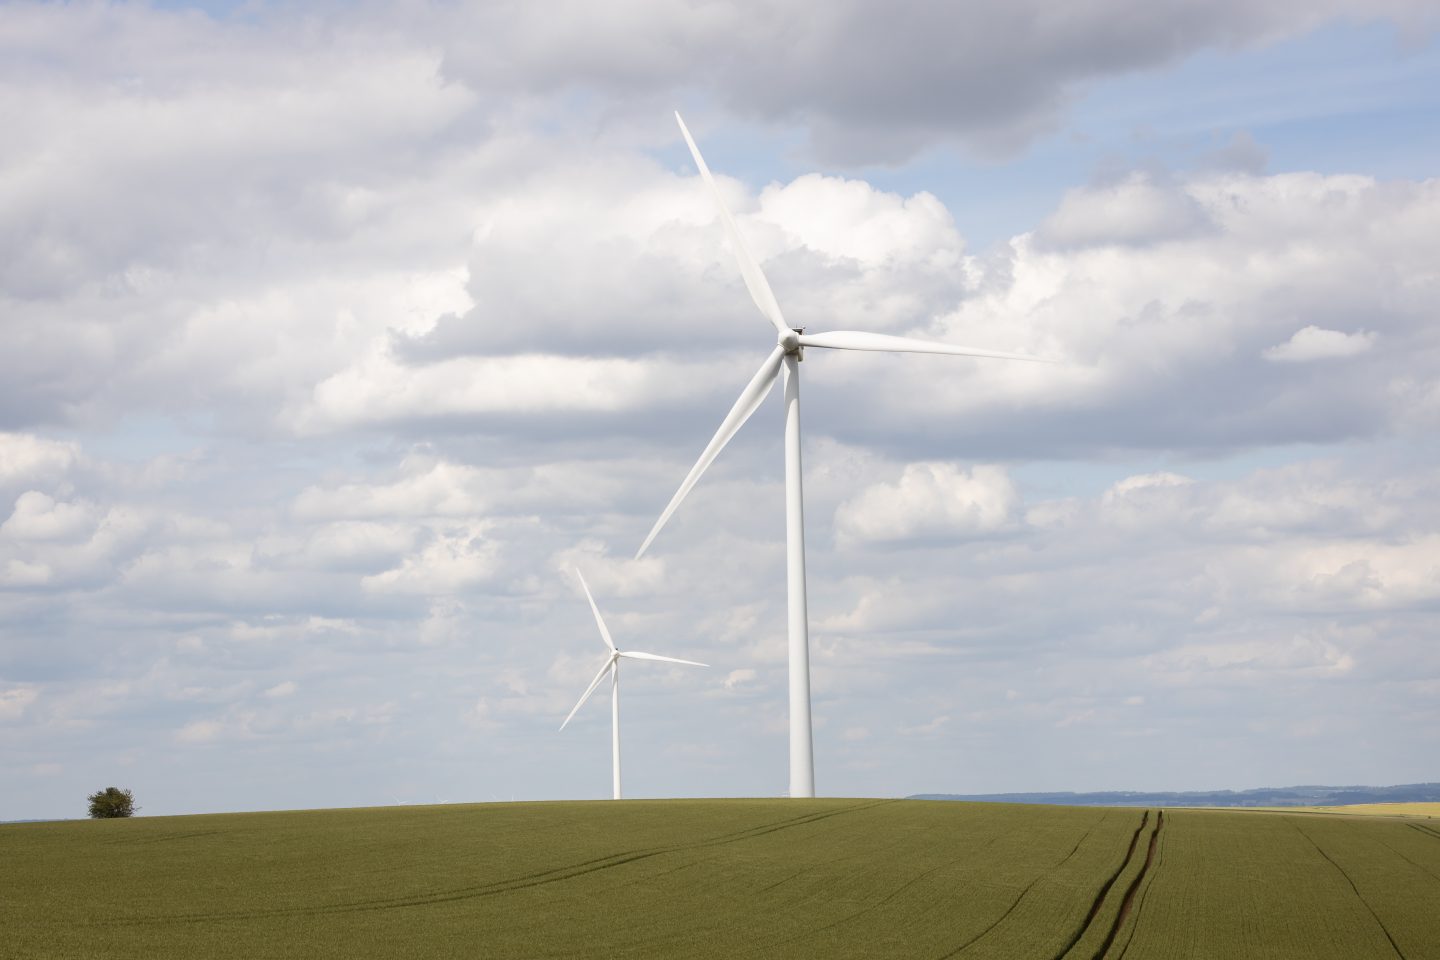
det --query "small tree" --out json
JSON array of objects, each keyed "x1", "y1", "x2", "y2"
[{"x1": 87, "y1": 787, "x2": 137, "y2": 819}]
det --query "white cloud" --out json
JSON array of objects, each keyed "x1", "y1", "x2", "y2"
[
  {"x1": 0, "y1": 686, "x2": 39, "y2": 721},
  {"x1": 836, "y1": 463, "x2": 1018, "y2": 544},
  {"x1": 1, "y1": 491, "x2": 98, "y2": 542},
  {"x1": 175, "y1": 719, "x2": 222, "y2": 744},
  {"x1": 0, "y1": 434, "x2": 80, "y2": 497},
  {"x1": 0, "y1": 558, "x2": 53, "y2": 587},
  {"x1": 293, "y1": 458, "x2": 490, "y2": 522},
  {"x1": 1263, "y1": 325, "x2": 1377, "y2": 362},
  {"x1": 1038, "y1": 175, "x2": 1214, "y2": 249},
  {"x1": 901, "y1": 715, "x2": 950, "y2": 736},
  {"x1": 361, "y1": 522, "x2": 501, "y2": 596},
  {"x1": 760, "y1": 176, "x2": 963, "y2": 268},
  {"x1": 297, "y1": 351, "x2": 705, "y2": 432},
  {"x1": 263, "y1": 681, "x2": 298, "y2": 699},
  {"x1": 723, "y1": 668, "x2": 757, "y2": 690}
]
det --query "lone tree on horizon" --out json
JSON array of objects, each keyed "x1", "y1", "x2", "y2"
[{"x1": 87, "y1": 787, "x2": 137, "y2": 819}]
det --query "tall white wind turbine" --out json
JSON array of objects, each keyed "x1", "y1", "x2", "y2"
[
  {"x1": 560, "y1": 568, "x2": 708, "y2": 800},
  {"x1": 637, "y1": 113, "x2": 1052, "y2": 799}
]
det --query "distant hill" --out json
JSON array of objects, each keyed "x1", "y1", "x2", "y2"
[{"x1": 910, "y1": 782, "x2": 1440, "y2": 807}]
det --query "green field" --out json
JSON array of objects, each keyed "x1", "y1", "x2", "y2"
[{"x1": 5, "y1": 799, "x2": 1439, "y2": 959}]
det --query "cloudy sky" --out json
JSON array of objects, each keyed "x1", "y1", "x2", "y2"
[{"x1": 3, "y1": 0, "x2": 1439, "y2": 818}]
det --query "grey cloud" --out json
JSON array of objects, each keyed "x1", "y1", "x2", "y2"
[
  {"x1": 1034, "y1": 174, "x2": 1217, "y2": 249},
  {"x1": 434, "y1": 0, "x2": 1437, "y2": 164}
]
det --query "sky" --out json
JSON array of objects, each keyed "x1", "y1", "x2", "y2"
[{"x1": 2, "y1": 0, "x2": 1439, "y2": 819}]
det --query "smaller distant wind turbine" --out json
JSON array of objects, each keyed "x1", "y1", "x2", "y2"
[{"x1": 560, "y1": 568, "x2": 707, "y2": 800}]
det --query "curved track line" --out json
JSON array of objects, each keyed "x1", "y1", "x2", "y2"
[
  {"x1": 935, "y1": 809, "x2": 1118, "y2": 960},
  {"x1": 1409, "y1": 822, "x2": 1440, "y2": 842},
  {"x1": 99, "y1": 799, "x2": 897, "y2": 927},
  {"x1": 749, "y1": 822, "x2": 1030, "y2": 958},
  {"x1": 1049, "y1": 810, "x2": 1152, "y2": 960},
  {"x1": 1367, "y1": 827, "x2": 1440, "y2": 886},
  {"x1": 1291, "y1": 820, "x2": 1407, "y2": 960}
]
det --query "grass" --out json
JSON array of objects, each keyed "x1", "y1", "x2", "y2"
[{"x1": 4, "y1": 799, "x2": 1438, "y2": 959}]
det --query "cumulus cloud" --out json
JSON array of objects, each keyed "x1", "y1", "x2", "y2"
[
  {"x1": 836, "y1": 463, "x2": 1018, "y2": 544},
  {"x1": 3, "y1": 1, "x2": 1439, "y2": 817},
  {"x1": 360, "y1": 522, "x2": 502, "y2": 596},
  {"x1": 1, "y1": 492, "x2": 98, "y2": 542},
  {"x1": 293, "y1": 458, "x2": 491, "y2": 522},
  {"x1": 1263, "y1": 325, "x2": 1377, "y2": 362},
  {"x1": 1036, "y1": 175, "x2": 1215, "y2": 249},
  {"x1": 0, "y1": 434, "x2": 80, "y2": 499},
  {"x1": 901, "y1": 171, "x2": 1440, "y2": 455}
]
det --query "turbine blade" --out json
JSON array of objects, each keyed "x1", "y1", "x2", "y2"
[
  {"x1": 636, "y1": 346, "x2": 785, "y2": 559},
  {"x1": 559, "y1": 657, "x2": 615, "y2": 732},
  {"x1": 675, "y1": 112, "x2": 790, "y2": 337},
  {"x1": 619, "y1": 651, "x2": 709, "y2": 667},
  {"x1": 797, "y1": 330, "x2": 1054, "y2": 363},
  {"x1": 573, "y1": 567, "x2": 616, "y2": 652}
]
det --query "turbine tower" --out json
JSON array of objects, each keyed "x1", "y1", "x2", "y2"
[
  {"x1": 636, "y1": 113, "x2": 1050, "y2": 798},
  {"x1": 560, "y1": 568, "x2": 707, "y2": 800}
]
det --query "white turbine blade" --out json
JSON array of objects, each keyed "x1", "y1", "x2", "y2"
[
  {"x1": 675, "y1": 112, "x2": 790, "y2": 338},
  {"x1": 559, "y1": 657, "x2": 615, "y2": 732},
  {"x1": 619, "y1": 650, "x2": 709, "y2": 667},
  {"x1": 636, "y1": 346, "x2": 785, "y2": 559},
  {"x1": 796, "y1": 330, "x2": 1054, "y2": 363},
  {"x1": 573, "y1": 568, "x2": 616, "y2": 652}
]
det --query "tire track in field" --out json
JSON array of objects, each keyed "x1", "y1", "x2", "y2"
[
  {"x1": 754, "y1": 841, "x2": 878, "y2": 895},
  {"x1": 743, "y1": 816, "x2": 1033, "y2": 958},
  {"x1": 1088, "y1": 810, "x2": 1163, "y2": 960},
  {"x1": 309, "y1": 801, "x2": 894, "y2": 914},
  {"x1": 1367, "y1": 825, "x2": 1440, "y2": 886},
  {"x1": 98, "y1": 799, "x2": 897, "y2": 927},
  {"x1": 1291, "y1": 820, "x2": 1408, "y2": 960},
  {"x1": 604, "y1": 835, "x2": 893, "y2": 958},
  {"x1": 933, "y1": 808, "x2": 1119, "y2": 960},
  {"x1": 1114, "y1": 811, "x2": 1168, "y2": 960},
  {"x1": 1409, "y1": 822, "x2": 1440, "y2": 842},
  {"x1": 1049, "y1": 811, "x2": 1150, "y2": 960},
  {"x1": 1043, "y1": 809, "x2": 1158, "y2": 960}
]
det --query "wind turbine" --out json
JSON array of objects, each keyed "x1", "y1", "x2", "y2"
[
  {"x1": 560, "y1": 568, "x2": 708, "y2": 800},
  {"x1": 636, "y1": 113, "x2": 1051, "y2": 799}
]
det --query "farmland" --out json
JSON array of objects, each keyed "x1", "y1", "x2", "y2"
[
  {"x1": 4, "y1": 799, "x2": 1438, "y2": 959},
  {"x1": 1261, "y1": 802, "x2": 1440, "y2": 819}
]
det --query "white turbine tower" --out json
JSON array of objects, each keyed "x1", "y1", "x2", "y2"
[
  {"x1": 636, "y1": 113, "x2": 1051, "y2": 799},
  {"x1": 560, "y1": 568, "x2": 708, "y2": 800}
]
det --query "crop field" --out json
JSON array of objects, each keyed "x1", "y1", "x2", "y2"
[
  {"x1": 1256, "y1": 802, "x2": 1440, "y2": 819},
  {"x1": 4, "y1": 799, "x2": 1439, "y2": 959}
]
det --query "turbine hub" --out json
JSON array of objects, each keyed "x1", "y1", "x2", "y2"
[{"x1": 779, "y1": 327, "x2": 803, "y2": 355}]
